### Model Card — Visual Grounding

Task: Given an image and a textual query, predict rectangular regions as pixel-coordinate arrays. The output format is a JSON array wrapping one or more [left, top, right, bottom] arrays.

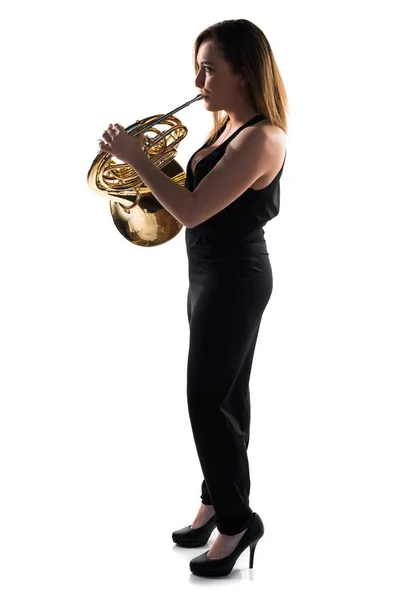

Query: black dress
[[184, 114, 286, 536]]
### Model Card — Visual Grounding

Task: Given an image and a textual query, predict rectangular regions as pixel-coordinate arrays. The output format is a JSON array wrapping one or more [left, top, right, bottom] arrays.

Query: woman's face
[[195, 41, 246, 112]]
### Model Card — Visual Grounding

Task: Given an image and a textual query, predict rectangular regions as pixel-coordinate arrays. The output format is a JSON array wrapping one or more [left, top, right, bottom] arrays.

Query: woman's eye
[[196, 65, 212, 75]]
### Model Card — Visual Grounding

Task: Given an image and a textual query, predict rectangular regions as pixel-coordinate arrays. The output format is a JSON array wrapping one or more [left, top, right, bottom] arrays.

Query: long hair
[[193, 19, 289, 146]]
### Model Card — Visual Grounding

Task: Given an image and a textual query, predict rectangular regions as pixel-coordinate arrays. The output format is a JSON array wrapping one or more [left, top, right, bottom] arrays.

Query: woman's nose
[[195, 69, 205, 86]]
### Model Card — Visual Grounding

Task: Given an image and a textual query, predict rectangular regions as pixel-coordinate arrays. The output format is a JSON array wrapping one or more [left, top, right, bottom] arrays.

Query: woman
[[99, 18, 288, 578], [172, 19, 288, 577]]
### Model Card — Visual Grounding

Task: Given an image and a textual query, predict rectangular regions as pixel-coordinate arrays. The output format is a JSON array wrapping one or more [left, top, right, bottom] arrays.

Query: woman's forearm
[[126, 149, 194, 227]]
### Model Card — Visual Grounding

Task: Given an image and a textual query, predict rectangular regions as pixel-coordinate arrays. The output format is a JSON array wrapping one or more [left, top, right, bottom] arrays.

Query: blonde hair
[[193, 19, 289, 146]]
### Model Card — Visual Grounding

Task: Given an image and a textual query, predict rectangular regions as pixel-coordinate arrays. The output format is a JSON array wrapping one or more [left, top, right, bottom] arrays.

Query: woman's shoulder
[[258, 121, 286, 140]]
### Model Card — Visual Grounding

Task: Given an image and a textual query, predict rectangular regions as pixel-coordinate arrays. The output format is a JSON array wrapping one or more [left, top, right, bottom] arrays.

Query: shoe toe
[[189, 551, 209, 566], [172, 525, 190, 537]]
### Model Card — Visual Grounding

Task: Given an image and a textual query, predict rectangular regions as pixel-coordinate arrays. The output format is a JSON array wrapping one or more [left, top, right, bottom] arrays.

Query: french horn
[[87, 93, 204, 247]]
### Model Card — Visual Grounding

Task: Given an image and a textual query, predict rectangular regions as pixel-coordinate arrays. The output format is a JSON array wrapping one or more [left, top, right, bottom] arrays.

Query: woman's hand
[[98, 123, 145, 164]]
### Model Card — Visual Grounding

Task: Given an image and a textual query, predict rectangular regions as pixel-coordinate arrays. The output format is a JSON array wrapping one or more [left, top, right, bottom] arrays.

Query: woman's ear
[[239, 67, 248, 86]]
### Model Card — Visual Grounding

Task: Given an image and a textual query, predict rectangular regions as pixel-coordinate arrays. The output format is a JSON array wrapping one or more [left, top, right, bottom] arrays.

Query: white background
[[1, 1, 399, 598]]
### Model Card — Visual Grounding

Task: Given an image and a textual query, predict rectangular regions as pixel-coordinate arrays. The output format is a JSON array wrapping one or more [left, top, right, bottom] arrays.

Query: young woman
[[172, 18, 288, 577], [99, 16, 288, 579]]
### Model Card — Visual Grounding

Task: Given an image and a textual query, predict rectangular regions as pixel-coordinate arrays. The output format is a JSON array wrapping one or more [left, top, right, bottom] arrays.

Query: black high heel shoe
[[189, 512, 264, 577], [172, 514, 217, 547]]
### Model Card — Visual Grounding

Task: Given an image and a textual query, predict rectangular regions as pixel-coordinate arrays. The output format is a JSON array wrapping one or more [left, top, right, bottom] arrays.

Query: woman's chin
[[204, 97, 219, 111]]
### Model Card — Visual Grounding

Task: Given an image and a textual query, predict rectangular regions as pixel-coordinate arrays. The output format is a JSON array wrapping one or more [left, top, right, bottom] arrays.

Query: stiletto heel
[[249, 540, 258, 568], [189, 511, 265, 577]]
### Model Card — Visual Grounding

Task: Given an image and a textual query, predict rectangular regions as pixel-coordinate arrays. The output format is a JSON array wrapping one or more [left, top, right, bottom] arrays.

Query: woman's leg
[[200, 379, 253, 506], [187, 271, 271, 535]]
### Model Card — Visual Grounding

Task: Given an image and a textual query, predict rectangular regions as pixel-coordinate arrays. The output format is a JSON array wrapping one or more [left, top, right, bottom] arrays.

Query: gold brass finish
[[87, 94, 203, 247]]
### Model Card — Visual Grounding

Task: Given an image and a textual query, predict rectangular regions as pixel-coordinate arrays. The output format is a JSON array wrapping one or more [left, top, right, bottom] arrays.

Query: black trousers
[[185, 230, 273, 535]]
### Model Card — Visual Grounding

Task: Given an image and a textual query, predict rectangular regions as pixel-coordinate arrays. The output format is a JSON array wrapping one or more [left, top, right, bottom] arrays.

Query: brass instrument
[[87, 93, 203, 247]]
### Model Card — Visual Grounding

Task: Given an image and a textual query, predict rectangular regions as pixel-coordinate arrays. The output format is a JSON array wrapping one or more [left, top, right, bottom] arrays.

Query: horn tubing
[[126, 93, 204, 135]]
